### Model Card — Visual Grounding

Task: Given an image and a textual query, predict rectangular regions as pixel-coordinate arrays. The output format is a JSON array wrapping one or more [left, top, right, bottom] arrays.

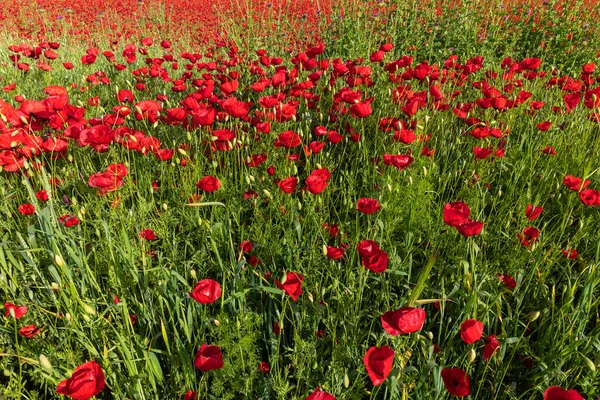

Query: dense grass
[[1, 0, 600, 399]]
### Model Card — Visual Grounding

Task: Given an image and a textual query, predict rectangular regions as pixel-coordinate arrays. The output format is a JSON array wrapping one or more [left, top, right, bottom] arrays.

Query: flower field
[[1, 0, 600, 398]]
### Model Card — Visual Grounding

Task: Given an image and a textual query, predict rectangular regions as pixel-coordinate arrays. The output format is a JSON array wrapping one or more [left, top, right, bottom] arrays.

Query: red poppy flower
[[455, 220, 484, 237], [258, 361, 270, 374], [240, 241, 253, 253], [18, 203, 35, 215], [517, 226, 540, 247], [579, 188, 600, 206], [441, 368, 470, 397], [443, 202, 470, 227], [380, 307, 426, 335], [56, 361, 105, 400], [19, 324, 41, 338], [274, 131, 302, 148], [460, 319, 484, 344], [544, 387, 584, 400], [326, 246, 345, 260], [58, 214, 80, 227], [305, 168, 331, 195], [36, 190, 49, 202], [562, 249, 578, 259], [497, 274, 517, 289], [563, 175, 590, 192], [139, 229, 157, 241], [357, 198, 381, 214], [483, 335, 500, 361], [275, 272, 304, 301], [193, 344, 224, 371], [525, 204, 543, 220], [537, 121, 551, 131], [278, 177, 298, 194], [306, 387, 336, 400], [350, 101, 372, 118], [184, 390, 197, 400], [189, 279, 221, 304], [196, 176, 220, 192], [363, 345, 394, 386]]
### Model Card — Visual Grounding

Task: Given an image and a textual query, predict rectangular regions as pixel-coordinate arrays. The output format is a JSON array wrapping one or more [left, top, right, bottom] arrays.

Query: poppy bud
[[426, 331, 434, 340], [83, 303, 96, 315], [190, 269, 197, 279], [322, 244, 328, 256], [51, 282, 59, 291], [263, 189, 272, 198], [39, 354, 52, 371], [54, 254, 64, 267], [214, 319, 220, 326], [65, 312, 72, 322], [468, 348, 476, 363], [0, 113, 6, 123], [344, 371, 350, 388], [582, 356, 596, 372], [162, 203, 168, 211], [528, 311, 540, 322]]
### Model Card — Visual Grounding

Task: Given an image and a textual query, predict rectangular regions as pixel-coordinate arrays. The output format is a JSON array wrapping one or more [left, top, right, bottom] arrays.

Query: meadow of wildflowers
[[1, 0, 600, 398]]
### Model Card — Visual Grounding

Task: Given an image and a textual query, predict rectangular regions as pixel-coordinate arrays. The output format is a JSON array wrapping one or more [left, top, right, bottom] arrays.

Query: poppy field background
[[1, 0, 600, 398]]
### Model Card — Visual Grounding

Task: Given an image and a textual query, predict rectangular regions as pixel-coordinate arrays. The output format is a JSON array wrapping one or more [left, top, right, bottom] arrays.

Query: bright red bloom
[[326, 246, 345, 260], [183, 390, 197, 400], [518, 226, 540, 247], [380, 307, 426, 335], [278, 177, 298, 194], [58, 214, 80, 227], [460, 319, 484, 344], [275, 272, 304, 301], [18, 203, 35, 215], [357, 198, 381, 214], [189, 279, 221, 304], [356, 240, 389, 274], [455, 220, 484, 237], [483, 335, 500, 361], [56, 361, 105, 400], [258, 361, 270, 374], [525, 204, 543, 221], [193, 344, 224, 371], [274, 131, 302, 148], [197, 176, 221, 192], [441, 368, 470, 397], [4, 302, 28, 319], [544, 387, 584, 400], [537, 121, 551, 131], [563, 175, 590, 192], [443, 202, 470, 227], [305, 168, 331, 194], [139, 229, 157, 241], [240, 241, 253, 253], [36, 190, 49, 202], [363, 345, 394, 386], [19, 324, 41, 338], [562, 249, 578, 259], [579, 188, 600, 206], [306, 387, 336, 400], [350, 101, 372, 118], [497, 274, 517, 289]]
